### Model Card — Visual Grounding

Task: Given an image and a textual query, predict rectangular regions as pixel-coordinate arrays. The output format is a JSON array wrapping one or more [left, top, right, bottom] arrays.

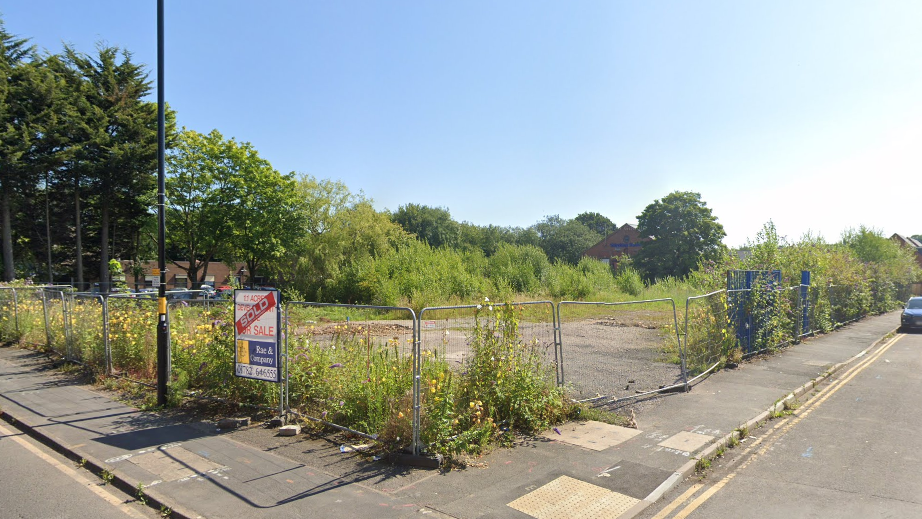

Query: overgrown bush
[[614, 266, 644, 297], [422, 302, 570, 455]]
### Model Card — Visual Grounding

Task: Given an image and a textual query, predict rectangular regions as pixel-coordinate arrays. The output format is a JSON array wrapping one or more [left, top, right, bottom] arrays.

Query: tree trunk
[[45, 171, 53, 283], [74, 176, 84, 289], [100, 201, 109, 292], [187, 262, 199, 289], [199, 259, 211, 287], [1, 184, 14, 282]]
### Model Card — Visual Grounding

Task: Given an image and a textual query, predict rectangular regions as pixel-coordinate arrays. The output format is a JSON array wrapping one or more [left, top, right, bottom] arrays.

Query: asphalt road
[[0, 420, 159, 519], [639, 331, 922, 519]]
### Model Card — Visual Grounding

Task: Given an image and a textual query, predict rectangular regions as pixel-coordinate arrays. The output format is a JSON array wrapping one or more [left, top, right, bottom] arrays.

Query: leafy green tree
[[42, 52, 95, 286], [635, 191, 726, 281], [0, 21, 38, 281], [841, 226, 903, 264], [531, 215, 602, 264], [29, 54, 78, 283], [223, 155, 304, 285], [391, 204, 459, 249], [574, 212, 617, 236], [63, 44, 165, 287], [166, 129, 253, 284], [279, 176, 410, 300]]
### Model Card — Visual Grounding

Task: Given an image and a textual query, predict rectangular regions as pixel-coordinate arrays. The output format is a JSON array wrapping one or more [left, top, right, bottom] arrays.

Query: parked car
[[134, 288, 157, 300], [900, 297, 922, 332], [165, 288, 193, 300]]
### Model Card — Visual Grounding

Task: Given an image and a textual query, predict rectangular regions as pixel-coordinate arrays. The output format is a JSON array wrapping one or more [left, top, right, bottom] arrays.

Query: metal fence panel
[[557, 299, 682, 403], [167, 298, 239, 402], [70, 295, 107, 370], [418, 301, 557, 376], [0, 287, 18, 340], [42, 289, 69, 357], [12, 288, 47, 348], [684, 290, 729, 383], [106, 295, 159, 380], [285, 302, 418, 448]]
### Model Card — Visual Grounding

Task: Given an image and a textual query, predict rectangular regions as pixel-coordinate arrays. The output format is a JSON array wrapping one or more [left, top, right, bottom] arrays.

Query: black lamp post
[[156, 0, 170, 406]]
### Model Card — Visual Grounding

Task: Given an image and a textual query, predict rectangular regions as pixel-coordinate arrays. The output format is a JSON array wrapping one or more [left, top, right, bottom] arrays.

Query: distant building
[[583, 223, 652, 267], [890, 234, 922, 269], [118, 260, 248, 289]]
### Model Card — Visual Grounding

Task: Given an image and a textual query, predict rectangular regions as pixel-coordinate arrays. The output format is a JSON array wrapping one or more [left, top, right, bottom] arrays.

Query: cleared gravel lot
[[286, 302, 684, 406]]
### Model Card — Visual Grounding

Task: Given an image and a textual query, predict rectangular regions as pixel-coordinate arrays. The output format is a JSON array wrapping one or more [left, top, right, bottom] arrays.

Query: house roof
[[891, 234, 922, 248]]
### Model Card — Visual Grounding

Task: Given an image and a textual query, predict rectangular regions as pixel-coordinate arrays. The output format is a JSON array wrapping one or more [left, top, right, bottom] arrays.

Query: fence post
[[63, 292, 73, 361], [10, 287, 19, 335], [102, 296, 112, 375], [412, 310, 422, 457], [800, 271, 810, 337], [41, 289, 52, 350], [280, 304, 286, 424], [673, 298, 687, 391], [282, 303, 289, 423], [683, 297, 691, 389], [552, 302, 561, 386], [555, 302, 566, 387]]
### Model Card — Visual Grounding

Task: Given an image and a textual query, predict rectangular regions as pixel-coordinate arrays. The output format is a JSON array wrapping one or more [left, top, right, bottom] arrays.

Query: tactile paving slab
[[542, 420, 642, 451], [508, 475, 640, 519]]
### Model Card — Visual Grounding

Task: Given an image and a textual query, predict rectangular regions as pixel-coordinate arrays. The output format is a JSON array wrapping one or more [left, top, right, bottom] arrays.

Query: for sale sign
[[234, 289, 281, 382]]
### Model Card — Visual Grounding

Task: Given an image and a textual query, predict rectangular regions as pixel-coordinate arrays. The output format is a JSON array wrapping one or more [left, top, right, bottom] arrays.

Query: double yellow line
[[650, 333, 904, 519]]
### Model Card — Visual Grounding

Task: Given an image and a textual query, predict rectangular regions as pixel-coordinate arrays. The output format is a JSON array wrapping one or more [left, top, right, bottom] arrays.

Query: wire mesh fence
[[684, 290, 730, 383], [6, 288, 53, 349], [168, 297, 238, 399], [0, 279, 912, 451], [284, 302, 418, 444], [0, 287, 18, 340], [418, 301, 557, 375], [557, 299, 682, 403], [106, 295, 159, 380], [42, 289, 69, 358], [70, 294, 107, 369]]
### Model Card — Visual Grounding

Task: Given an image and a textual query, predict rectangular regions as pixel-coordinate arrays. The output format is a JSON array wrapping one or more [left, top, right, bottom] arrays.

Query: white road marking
[[0, 421, 151, 518]]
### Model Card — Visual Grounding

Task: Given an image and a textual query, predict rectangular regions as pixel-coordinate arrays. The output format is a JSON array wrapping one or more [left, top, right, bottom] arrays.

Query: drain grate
[[508, 475, 639, 519]]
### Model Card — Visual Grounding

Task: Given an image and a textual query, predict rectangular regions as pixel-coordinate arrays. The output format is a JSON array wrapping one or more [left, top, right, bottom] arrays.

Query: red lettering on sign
[[235, 292, 276, 334]]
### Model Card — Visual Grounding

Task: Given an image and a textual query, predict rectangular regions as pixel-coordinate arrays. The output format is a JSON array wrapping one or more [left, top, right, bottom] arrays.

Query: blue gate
[[727, 270, 781, 354], [728, 270, 811, 353]]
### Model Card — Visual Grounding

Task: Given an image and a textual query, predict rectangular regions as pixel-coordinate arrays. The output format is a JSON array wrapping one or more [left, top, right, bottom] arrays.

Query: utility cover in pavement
[[128, 446, 226, 482], [658, 431, 714, 453], [508, 475, 639, 519], [543, 421, 641, 451]]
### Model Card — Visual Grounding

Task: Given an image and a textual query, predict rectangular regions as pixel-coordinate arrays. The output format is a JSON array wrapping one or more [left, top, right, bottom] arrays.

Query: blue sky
[[5, 1, 921, 247]]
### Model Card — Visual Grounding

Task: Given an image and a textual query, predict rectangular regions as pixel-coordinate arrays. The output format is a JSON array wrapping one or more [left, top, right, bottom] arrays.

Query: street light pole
[[156, 0, 171, 406]]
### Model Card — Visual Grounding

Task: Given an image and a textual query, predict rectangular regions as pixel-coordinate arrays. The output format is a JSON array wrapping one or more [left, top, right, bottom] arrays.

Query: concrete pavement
[[0, 312, 901, 518]]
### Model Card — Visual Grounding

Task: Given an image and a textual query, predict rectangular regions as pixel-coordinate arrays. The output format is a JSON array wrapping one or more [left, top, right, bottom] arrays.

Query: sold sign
[[235, 291, 277, 334]]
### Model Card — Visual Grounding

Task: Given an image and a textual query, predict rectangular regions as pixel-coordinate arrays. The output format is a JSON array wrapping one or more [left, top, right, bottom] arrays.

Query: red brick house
[[890, 234, 922, 269], [583, 224, 652, 267], [118, 260, 247, 290]]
